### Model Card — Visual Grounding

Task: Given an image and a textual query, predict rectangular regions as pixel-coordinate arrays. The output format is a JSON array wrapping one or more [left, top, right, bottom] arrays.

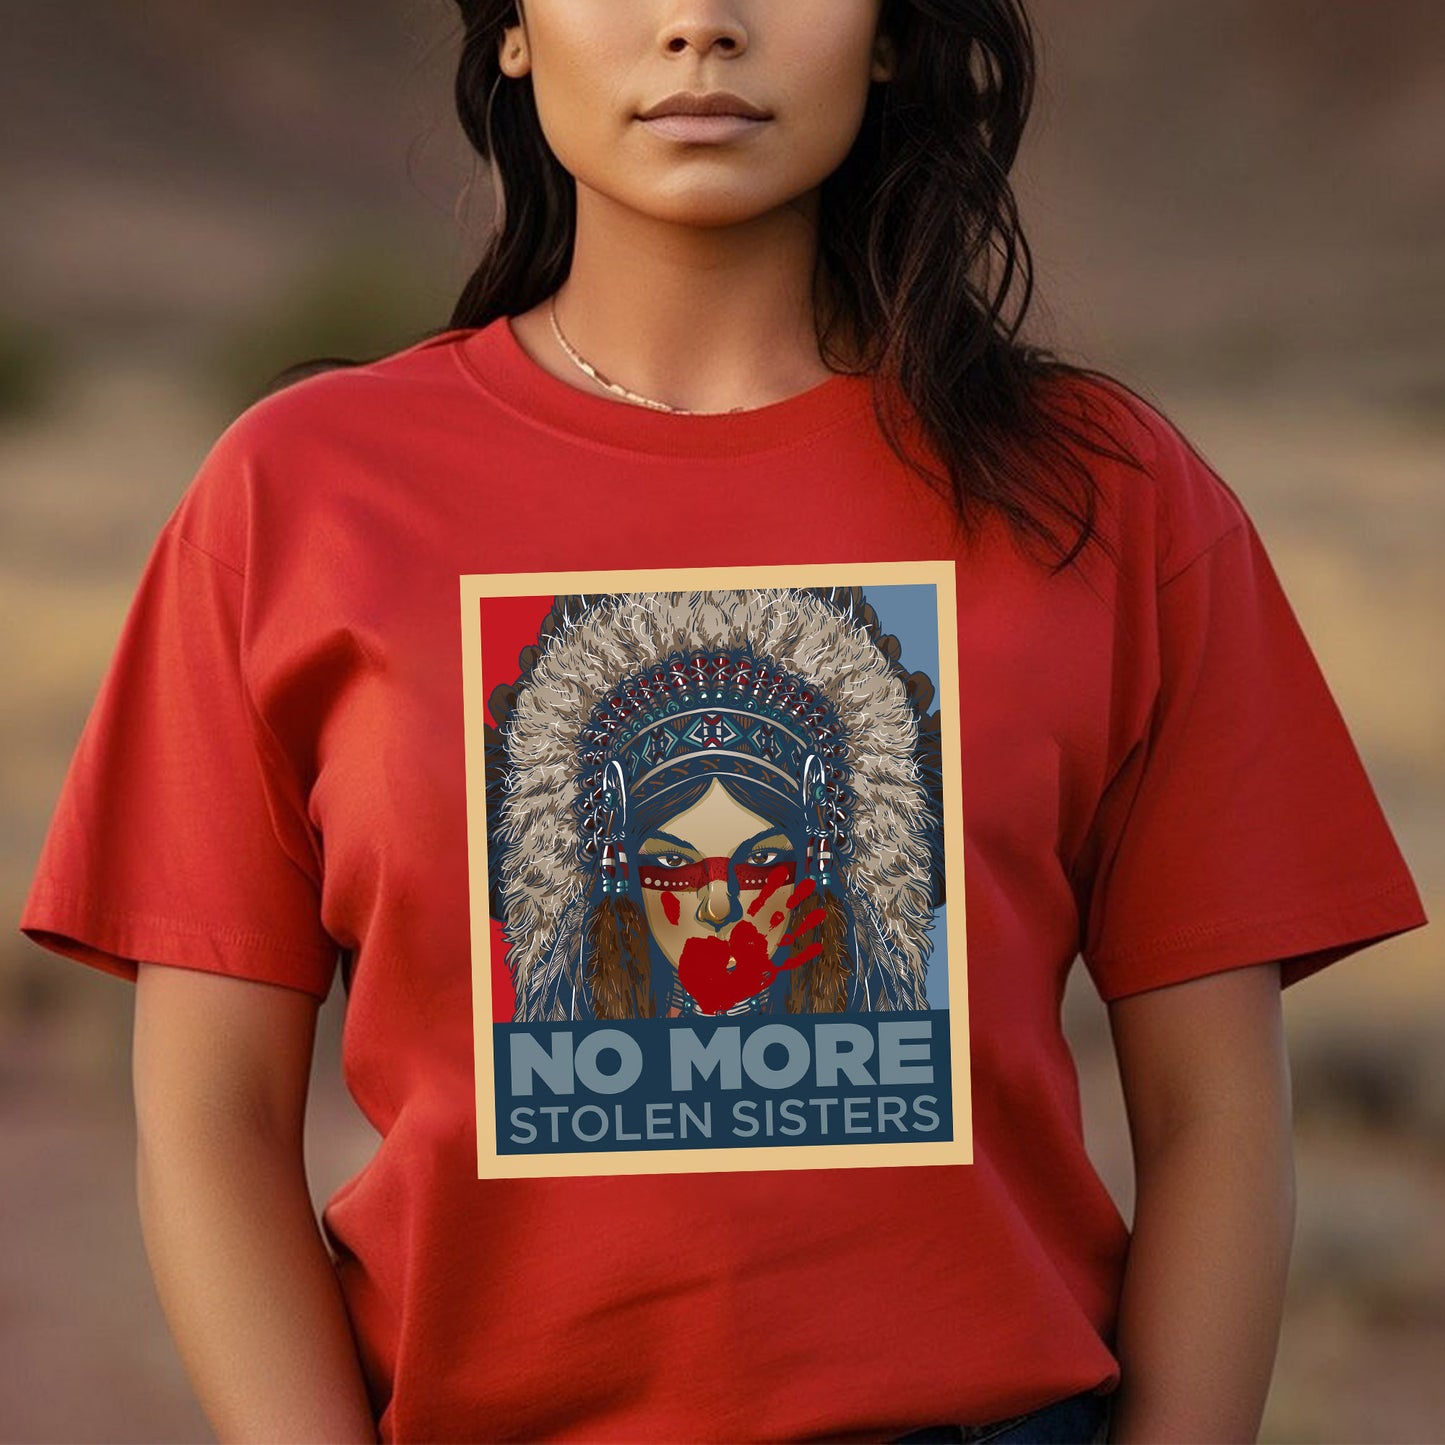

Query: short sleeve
[[19, 504, 339, 1000], [1079, 509, 1427, 1002]]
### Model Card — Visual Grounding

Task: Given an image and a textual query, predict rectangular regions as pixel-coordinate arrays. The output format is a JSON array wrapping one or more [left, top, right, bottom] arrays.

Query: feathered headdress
[[484, 588, 943, 1020]]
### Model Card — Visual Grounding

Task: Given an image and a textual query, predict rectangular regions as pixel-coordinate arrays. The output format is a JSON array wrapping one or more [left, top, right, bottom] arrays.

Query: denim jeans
[[892, 1388, 1113, 1444]]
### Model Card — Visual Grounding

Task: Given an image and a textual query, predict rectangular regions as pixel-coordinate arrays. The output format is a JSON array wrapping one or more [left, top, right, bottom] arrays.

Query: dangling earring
[[800, 753, 835, 889], [598, 761, 630, 897]]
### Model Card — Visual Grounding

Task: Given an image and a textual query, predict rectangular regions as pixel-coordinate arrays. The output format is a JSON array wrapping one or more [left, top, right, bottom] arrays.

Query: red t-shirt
[[20, 316, 1426, 1442]]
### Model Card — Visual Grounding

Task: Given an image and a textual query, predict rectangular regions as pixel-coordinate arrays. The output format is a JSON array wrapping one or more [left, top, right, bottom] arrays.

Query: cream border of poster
[[460, 562, 971, 1179]]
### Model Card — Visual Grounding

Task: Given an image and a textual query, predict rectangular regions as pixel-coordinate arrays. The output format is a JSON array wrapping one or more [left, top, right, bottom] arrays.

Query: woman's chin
[[675, 924, 780, 1014]]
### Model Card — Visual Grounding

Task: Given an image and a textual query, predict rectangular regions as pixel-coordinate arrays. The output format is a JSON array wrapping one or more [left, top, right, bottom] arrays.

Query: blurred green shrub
[[207, 234, 447, 408], [0, 313, 63, 423]]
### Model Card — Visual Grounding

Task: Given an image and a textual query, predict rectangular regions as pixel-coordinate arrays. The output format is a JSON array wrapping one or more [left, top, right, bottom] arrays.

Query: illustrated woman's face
[[498, 0, 895, 229], [638, 777, 817, 1012]]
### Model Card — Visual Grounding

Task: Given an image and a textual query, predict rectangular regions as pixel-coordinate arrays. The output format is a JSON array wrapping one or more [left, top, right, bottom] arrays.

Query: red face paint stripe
[[735, 861, 795, 890], [640, 857, 795, 892]]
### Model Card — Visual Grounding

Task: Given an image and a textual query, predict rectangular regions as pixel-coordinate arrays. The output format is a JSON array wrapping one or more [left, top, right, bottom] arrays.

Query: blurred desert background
[[1, 1, 1441, 1441]]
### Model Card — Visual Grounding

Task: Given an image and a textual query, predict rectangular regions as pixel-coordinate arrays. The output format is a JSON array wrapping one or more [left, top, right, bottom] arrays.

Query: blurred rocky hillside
[[2, 0, 1441, 398]]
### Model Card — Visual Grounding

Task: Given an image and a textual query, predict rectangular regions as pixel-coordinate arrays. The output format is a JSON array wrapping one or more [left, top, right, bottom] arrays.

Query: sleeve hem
[[1086, 876, 1428, 1003], [19, 883, 337, 1002]]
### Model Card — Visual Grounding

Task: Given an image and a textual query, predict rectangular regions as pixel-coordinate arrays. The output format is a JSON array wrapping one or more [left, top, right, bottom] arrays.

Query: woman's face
[[637, 777, 815, 1012], [498, 1, 895, 229]]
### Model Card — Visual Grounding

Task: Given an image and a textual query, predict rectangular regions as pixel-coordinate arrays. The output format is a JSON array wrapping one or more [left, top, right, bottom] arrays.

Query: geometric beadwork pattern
[[573, 647, 851, 868]]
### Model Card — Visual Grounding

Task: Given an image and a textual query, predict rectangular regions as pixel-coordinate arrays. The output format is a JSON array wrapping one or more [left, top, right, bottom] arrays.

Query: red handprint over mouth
[[677, 867, 825, 1012]]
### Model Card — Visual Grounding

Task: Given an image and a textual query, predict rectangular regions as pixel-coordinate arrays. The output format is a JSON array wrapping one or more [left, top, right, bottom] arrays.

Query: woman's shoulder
[[221, 327, 477, 455], [1035, 366, 1254, 583], [168, 329, 478, 565]]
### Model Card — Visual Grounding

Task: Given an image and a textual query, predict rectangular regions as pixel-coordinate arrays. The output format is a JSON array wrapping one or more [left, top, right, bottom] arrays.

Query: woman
[[19, 2, 1425, 1442]]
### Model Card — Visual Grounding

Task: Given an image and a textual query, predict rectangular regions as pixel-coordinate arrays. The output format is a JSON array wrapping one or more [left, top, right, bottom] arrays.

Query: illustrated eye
[[647, 851, 692, 869], [746, 846, 785, 867]]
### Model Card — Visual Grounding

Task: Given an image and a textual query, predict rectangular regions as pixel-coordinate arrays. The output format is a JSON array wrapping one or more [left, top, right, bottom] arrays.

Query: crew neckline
[[451, 314, 875, 458]]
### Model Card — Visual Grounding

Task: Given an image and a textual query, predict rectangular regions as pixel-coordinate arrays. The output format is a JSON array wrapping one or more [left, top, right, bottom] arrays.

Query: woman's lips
[[638, 114, 770, 143]]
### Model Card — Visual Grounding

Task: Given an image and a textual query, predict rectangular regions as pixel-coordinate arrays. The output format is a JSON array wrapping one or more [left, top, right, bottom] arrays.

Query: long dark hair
[[272, 0, 1144, 568]]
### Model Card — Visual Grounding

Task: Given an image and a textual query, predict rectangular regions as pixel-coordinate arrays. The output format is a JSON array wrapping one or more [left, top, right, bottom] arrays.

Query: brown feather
[[585, 896, 654, 1019], [786, 891, 850, 1013]]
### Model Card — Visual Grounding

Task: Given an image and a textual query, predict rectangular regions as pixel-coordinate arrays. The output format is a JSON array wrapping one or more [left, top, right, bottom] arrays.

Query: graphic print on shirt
[[460, 564, 970, 1178]]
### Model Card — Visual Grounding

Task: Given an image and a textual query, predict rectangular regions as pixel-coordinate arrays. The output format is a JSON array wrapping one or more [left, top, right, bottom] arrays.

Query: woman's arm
[[1104, 961, 1296, 1444], [133, 963, 378, 1444]]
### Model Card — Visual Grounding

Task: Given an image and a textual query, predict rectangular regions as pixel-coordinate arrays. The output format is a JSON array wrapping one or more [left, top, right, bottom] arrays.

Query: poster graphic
[[460, 564, 970, 1178]]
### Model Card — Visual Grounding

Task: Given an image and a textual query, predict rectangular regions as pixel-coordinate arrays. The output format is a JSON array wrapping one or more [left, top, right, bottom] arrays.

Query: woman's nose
[[698, 878, 733, 925], [659, 12, 747, 59]]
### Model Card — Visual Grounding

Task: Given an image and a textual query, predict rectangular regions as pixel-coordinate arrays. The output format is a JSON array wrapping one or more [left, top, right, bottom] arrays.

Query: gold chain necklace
[[547, 294, 746, 415]]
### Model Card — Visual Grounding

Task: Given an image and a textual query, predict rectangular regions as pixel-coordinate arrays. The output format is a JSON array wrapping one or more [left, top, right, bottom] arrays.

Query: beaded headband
[[572, 648, 851, 895]]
